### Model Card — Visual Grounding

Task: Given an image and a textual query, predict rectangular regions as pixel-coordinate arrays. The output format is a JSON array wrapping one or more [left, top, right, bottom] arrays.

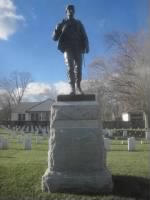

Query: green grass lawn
[[0, 129, 149, 200]]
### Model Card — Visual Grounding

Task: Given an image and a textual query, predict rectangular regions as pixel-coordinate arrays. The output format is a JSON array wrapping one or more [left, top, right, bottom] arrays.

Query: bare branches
[[0, 71, 33, 105], [0, 71, 33, 120], [88, 31, 150, 127]]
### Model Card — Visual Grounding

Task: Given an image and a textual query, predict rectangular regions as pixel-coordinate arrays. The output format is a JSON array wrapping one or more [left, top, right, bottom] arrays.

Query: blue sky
[[0, 0, 149, 86]]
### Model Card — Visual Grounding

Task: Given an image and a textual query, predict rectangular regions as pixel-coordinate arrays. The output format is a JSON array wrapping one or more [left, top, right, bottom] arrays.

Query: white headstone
[[47, 127, 50, 136], [108, 130, 113, 137], [21, 126, 25, 131], [24, 135, 32, 150], [0, 136, 4, 149], [35, 126, 38, 132], [42, 128, 47, 139], [104, 138, 111, 151], [145, 131, 150, 140], [39, 126, 42, 133], [17, 135, 23, 143], [2, 138, 8, 149], [7, 129, 11, 136], [103, 129, 112, 137], [121, 140, 124, 144], [0, 136, 8, 149], [37, 127, 41, 134], [36, 136, 42, 144], [25, 133, 32, 140], [128, 137, 136, 151], [11, 131, 16, 139], [35, 130, 38, 136], [16, 126, 20, 131], [25, 126, 30, 133], [30, 125, 34, 133], [102, 129, 107, 137], [123, 130, 127, 137]]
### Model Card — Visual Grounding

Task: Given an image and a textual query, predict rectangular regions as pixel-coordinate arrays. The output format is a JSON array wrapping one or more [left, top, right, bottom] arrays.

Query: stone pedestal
[[42, 96, 113, 194]]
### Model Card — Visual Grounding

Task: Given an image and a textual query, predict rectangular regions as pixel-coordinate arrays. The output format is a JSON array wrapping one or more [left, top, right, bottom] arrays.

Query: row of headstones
[[103, 137, 147, 151], [3, 126, 50, 140], [1, 134, 138, 151], [5, 125, 50, 135], [8, 130, 48, 140], [103, 129, 150, 140], [0, 132, 47, 150]]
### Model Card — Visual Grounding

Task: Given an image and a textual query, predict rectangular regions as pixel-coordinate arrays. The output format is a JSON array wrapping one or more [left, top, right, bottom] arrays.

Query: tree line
[[85, 31, 150, 129]]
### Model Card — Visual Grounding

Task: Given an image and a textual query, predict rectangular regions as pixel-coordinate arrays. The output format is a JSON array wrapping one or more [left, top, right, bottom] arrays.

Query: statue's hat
[[65, 5, 75, 12]]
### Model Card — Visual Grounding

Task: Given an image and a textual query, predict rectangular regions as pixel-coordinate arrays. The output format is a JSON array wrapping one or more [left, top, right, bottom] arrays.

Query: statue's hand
[[85, 48, 89, 54], [56, 23, 62, 31], [56, 19, 66, 31], [60, 19, 66, 32], [53, 23, 63, 41]]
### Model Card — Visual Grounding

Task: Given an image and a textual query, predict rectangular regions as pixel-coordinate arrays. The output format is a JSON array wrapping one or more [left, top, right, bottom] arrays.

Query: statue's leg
[[75, 53, 84, 94], [64, 52, 75, 95]]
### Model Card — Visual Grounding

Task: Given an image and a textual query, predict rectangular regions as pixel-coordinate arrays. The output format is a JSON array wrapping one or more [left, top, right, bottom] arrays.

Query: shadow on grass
[[10, 148, 26, 151], [0, 156, 15, 159], [112, 175, 150, 199], [110, 149, 145, 152], [33, 143, 48, 147]]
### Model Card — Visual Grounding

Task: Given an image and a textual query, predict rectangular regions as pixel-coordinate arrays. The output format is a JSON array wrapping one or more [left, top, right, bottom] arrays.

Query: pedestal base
[[42, 168, 113, 194]]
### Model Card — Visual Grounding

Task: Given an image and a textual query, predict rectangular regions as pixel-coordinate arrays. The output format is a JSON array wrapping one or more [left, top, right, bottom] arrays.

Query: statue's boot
[[77, 82, 84, 95], [70, 84, 75, 95]]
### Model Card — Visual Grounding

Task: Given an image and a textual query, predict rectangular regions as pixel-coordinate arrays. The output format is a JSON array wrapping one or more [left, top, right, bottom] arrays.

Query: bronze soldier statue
[[52, 4, 89, 95]]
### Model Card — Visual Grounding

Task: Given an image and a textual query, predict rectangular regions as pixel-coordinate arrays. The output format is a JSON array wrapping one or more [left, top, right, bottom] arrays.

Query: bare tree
[[0, 92, 12, 120], [83, 57, 118, 121], [0, 71, 33, 104], [0, 71, 33, 120], [106, 32, 150, 128], [89, 31, 150, 128]]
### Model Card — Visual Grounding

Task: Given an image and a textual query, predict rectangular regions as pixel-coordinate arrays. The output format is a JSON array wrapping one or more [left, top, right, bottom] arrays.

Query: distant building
[[121, 112, 144, 128], [129, 112, 144, 121], [10, 99, 145, 129], [122, 112, 144, 122], [11, 98, 54, 126]]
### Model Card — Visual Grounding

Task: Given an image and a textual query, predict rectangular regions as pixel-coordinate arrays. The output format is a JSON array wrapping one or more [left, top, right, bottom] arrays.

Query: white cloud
[[0, 81, 70, 102], [23, 81, 70, 102], [25, 82, 51, 96], [0, 0, 24, 40], [54, 81, 70, 95]]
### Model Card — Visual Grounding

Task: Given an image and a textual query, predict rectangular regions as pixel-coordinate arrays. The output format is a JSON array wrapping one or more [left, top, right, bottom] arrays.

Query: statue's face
[[66, 8, 75, 19]]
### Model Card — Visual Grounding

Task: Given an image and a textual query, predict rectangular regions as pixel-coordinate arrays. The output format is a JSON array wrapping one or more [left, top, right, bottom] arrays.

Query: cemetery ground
[[0, 128, 149, 200]]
